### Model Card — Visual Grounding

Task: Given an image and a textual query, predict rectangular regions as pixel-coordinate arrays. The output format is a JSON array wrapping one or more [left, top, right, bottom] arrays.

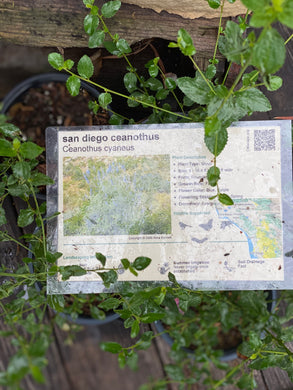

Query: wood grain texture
[[0, 0, 222, 55]]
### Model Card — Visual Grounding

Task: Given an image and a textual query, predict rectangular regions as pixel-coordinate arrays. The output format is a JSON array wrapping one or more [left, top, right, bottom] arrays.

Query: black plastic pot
[[1, 72, 101, 201], [154, 290, 277, 362], [1, 72, 100, 115]]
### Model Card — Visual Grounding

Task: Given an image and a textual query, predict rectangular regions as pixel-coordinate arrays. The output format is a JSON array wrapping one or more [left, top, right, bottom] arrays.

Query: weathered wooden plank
[[0, 0, 223, 56]]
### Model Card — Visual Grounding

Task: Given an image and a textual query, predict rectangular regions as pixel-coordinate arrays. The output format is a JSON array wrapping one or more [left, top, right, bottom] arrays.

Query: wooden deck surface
[[0, 11, 293, 390]]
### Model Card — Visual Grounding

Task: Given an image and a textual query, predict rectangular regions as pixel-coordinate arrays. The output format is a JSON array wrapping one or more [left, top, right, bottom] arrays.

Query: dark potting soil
[[7, 82, 109, 146], [7, 81, 109, 180]]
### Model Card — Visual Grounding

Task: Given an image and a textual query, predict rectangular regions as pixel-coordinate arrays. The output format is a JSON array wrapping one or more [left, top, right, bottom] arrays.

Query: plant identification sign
[[46, 120, 293, 293]]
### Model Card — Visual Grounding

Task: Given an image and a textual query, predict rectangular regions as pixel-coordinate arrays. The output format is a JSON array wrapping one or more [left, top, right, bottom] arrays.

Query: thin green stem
[[189, 56, 216, 95], [285, 33, 293, 45], [213, 0, 225, 63], [66, 69, 191, 121]]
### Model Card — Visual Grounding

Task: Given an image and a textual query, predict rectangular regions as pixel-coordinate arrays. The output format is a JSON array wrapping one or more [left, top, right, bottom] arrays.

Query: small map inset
[[215, 198, 282, 259]]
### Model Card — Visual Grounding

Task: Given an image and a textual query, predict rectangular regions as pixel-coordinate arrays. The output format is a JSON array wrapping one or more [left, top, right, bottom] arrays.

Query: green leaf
[[207, 166, 220, 187], [63, 59, 74, 71], [218, 193, 234, 205], [165, 77, 177, 90], [0, 139, 17, 157], [205, 64, 217, 79], [0, 207, 7, 226], [17, 208, 35, 227], [31, 365, 45, 384], [145, 58, 160, 77], [66, 75, 81, 96], [103, 40, 121, 56], [207, 0, 221, 9], [236, 88, 271, 113], [77, 55, 94, 79], [88, 30, 105, 48], [109, 114, 124, 125], [121, 258, 130, 270], [99, 297, 121, 310], [90, 306, 106, 320], [96, 252, 106, 266], [240, 0, 269, 11], [84, 14, 99, 35], [168, 272, 177, 284], [0, 123, 21, 137], [98, 269, 118, 287], [31, 172, 54, 187], [204, 116, 222, 136], [47, 295, 65, 311], [83, 0, 95, 7], [140, 313, 165, 323], [132, 256, 151, 271], [13, 161, 31, 179], [264, 75, 283, 91], [7, 355, 29, 382], [124, 72, 137, 93], [177, 28, 196, 56], [48, 52, 64, 70], [19, 142, 44, 160], [145, 77, 163, 91], [101, 1, 121, 18], [218, 21, 250, 63], [156, 89, 169, 100], [116, 39, 131, 54], [59, 265, 87, 281], [131, 320, 140, 338], [204, 127, 228, 157], [100, 341, 122, 353], [278, 0, 293, 29], [177, 76, 212, 105], [98, 92, 112, 109], [242, 70, 259, 87], [252, 28, 286, 74]]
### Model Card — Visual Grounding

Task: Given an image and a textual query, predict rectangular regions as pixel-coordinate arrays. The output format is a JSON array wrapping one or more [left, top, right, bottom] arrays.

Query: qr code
[[254, 129, 276, 151]]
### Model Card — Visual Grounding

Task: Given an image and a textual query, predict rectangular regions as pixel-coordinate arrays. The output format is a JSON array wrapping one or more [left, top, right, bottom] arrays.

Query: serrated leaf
[[66, 76, 81, 97], [88, 30, 105, 48], [204, 127, 228, 157], [252, 28, 286, 74], [98, 269, 118, 287], [124, 72, 137, 93], [132, 256, 151, 271], [13, 161, 31, 179], [0, 123, 21, 137], [77, 55, 94, 79], [165, 77, 177, 90], [19, 142, 44, 160], [84, 14, 99, 35], [236, 88, 271, 112], [63, 59, 74, 70], [218, 21, 250, 63], [99, 297, 121, 310], [0, 139, 17, 157], [116, 39, 131, 54], [278, 1, 293, 29], [177, 76, 212, 105], [83, 0, 95, 7], [265, 75, 283, 91], [177, 28, 196, 56], [101, 1, 121, 18], [30, 172, 54, 187], [17, 208, 35, 227], [48, 52, 64, 70], [98, 92, 112, 109]]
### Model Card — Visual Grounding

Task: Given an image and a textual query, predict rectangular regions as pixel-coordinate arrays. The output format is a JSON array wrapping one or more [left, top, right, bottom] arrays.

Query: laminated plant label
[[46, 121, 293, 293]]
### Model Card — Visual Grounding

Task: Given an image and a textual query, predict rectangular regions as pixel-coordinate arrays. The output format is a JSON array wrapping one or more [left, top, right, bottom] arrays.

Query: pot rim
[[1, 72, 100, 114]]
